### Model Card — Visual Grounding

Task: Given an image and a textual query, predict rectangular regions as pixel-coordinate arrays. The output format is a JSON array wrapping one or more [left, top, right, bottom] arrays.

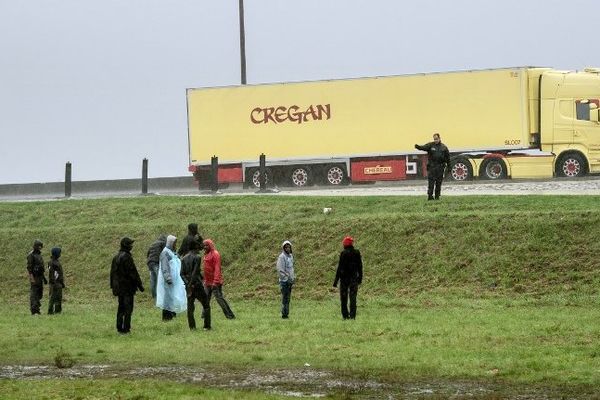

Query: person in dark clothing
[[110, 237, 144, 334], [146, 234, 167, 299], [27, 239, 46, 315], [333, 236, 363, 320], [415, 133, 451, 200], [178, 223, 203, 257], [181, 239, 211, 330], [47, 247, 65, 314]]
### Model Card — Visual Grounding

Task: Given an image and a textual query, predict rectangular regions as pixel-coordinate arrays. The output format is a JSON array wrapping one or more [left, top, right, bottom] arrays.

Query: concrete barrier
[[0, 176, 197, 198]]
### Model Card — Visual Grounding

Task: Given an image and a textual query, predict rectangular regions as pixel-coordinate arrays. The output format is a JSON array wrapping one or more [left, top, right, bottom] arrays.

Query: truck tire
[[448, 157, 473, 181], [480, 158, 507, 180], [247, 167, 272, 189], [290, 166, 312, 187], [325, 164, 347, 185], [556, 152, 586, 178]]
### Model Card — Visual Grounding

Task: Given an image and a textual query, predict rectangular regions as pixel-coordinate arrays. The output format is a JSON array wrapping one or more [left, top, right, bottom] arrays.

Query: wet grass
[[1, 195, 600, 397]]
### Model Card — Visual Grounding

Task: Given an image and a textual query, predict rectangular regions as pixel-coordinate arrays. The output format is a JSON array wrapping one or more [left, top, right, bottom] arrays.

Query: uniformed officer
[[415, 133, 451, 200], [27, 239, 46, 315]]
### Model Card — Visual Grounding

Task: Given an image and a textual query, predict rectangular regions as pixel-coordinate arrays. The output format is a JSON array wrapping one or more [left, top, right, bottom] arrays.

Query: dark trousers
[[427, 169, 444, 199], [188, 285, 211, 329], [280, 281, 293, 318], [30, 283, 43, 314], [48, 285, 63, 314], [116, 294, 134, 333], [205, 285, 235, 319], [339, 281, 359, 319]]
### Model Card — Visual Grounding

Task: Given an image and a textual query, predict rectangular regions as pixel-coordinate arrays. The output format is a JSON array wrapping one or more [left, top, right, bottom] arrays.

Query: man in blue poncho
[[156, 235, 187, 321]]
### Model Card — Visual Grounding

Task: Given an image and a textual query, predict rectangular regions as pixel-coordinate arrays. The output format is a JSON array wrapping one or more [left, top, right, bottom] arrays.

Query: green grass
[[1, 195, 600, 396]]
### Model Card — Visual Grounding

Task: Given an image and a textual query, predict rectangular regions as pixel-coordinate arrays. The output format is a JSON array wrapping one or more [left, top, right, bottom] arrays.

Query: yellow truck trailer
[[186, 67, 600, 188]]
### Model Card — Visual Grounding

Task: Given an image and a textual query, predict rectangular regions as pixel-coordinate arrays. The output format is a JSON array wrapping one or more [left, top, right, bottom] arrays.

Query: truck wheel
[[556, 153, 586, 178], [325, 165, 347, 185], [290, 167, 312, 187], [480, 158, 507, 180], [248, 168, 271, 188], [449, 157, 473, 181]]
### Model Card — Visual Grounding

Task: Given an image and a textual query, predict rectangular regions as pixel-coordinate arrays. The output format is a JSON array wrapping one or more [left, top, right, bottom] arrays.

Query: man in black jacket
[[48, 247, 65, 315], [146, 234, 166, 299], [110, 237, 144, 334], [333, 236, 363, 320], [27, 239, 46, 315], [178, 223, 203, 257], [181, 239, 211, 330], [415, 133, 451, 200]]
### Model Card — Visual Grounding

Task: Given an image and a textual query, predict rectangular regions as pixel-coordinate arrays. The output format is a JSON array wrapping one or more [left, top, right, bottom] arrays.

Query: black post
[[142, 158, 148, 195], [64, 162, 72, 198], [211, 155, 219, 192], [259, 153, 266, 191], [239, 0, 247, 85]]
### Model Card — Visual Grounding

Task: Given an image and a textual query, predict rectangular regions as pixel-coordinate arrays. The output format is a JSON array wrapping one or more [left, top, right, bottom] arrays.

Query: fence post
[[142, 158, 148, 195], [211, 156, 219, 192], [64, 162, 72, 198], [259, 153, 266, 192]]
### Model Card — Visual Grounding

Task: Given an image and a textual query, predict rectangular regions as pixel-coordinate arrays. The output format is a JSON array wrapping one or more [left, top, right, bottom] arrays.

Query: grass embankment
[[0, 195, 599, 396]]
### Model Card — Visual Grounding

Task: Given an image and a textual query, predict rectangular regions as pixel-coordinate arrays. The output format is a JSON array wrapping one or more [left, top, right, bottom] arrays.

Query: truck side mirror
[[590, 104, 600, 123]]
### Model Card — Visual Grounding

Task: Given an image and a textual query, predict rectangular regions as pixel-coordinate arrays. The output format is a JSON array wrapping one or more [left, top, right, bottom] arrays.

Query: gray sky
[[0, 0, 596, 184]]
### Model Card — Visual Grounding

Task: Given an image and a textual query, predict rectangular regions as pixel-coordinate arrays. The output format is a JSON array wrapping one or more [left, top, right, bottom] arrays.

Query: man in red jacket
[[202, 239, 235, 319]]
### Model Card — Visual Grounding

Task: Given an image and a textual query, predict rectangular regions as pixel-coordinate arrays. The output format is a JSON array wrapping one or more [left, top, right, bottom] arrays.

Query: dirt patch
[[0, 365, 595, 399]]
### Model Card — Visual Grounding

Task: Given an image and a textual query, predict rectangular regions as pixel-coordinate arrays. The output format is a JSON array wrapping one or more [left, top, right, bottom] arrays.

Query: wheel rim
[[326, 167, 344, 185], [485, 161, 503, 179], [451, 163, 469, 181], [291, 168, 309, 187], [252, 170, 268, 188], [562, 158, 581, 177]]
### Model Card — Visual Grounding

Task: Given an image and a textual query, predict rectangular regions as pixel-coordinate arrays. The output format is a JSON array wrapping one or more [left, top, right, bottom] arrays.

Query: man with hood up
[[178, 223, 203, 257], [333, 236, 363, 320], [157, 235, 187, 321], [181, 239, 211, 330], [47, 247, 65, 314], [203, 239, 235, 319], [110, 237, 144, 334], [27, 239, 46, 315], [146, 234, 167, 299], [276, 240, 295, 319]]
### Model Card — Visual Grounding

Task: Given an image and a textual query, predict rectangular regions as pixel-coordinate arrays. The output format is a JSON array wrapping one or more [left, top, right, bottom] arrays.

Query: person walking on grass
[[181, 239, 211, 330], [276, 240, 295, 319], [333, 236, 363, 320], [157, 235, 188, 321], [415, 132, 451, 200], [203, 239, 235, 320], [47, 247, 65, 314], [146, 234, 166, 299], [27, 239, 46, 315], [110, 237, 144, 334]]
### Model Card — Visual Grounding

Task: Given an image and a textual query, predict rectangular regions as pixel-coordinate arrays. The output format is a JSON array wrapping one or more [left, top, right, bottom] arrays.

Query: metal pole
[[64, 162, 72, 198], [259, 153, 266, 191], [142, 158, 148, 194], [239, 0, 247, 85], [211, 155, 219, 192]]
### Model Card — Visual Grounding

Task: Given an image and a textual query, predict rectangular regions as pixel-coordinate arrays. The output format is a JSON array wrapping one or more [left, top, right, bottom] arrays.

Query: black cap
[[33, 239, 43, 248], [120, 237, 135, 247]]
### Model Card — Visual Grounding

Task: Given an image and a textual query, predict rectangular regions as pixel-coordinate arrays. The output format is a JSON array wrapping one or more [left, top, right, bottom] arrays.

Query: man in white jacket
[[276, 240, 295, 319]]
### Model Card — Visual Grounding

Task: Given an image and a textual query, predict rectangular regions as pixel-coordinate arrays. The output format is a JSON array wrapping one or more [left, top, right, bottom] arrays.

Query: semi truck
[[186, 67, 600, 188]]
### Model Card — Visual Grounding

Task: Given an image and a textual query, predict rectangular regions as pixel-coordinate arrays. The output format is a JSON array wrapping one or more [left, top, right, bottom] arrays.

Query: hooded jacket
[[147, 234, 167, 268], [202, 239, 223, 286], [27, 241, 46, 285], [48, 248, 65, 288], [276, 240, 295, 283]]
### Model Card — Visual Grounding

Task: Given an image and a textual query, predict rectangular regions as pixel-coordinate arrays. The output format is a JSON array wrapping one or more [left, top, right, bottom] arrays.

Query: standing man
[[178, 223, 203, 257], [110, 237, 144, 334], [415, 133, 451, 200], [203, 239, 235, 319], [157, 235, 187, 321], [47, 247, 65, 315], [333, 236, 363, 320], [27, 239, 46, 315], [146, 234, 166, 299], [276, 240, 295, 319], [181, 239, 211, 330]]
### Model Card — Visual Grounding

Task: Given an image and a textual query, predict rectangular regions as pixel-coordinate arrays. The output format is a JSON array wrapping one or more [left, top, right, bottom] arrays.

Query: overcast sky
[[0, 0, 597, 184]]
